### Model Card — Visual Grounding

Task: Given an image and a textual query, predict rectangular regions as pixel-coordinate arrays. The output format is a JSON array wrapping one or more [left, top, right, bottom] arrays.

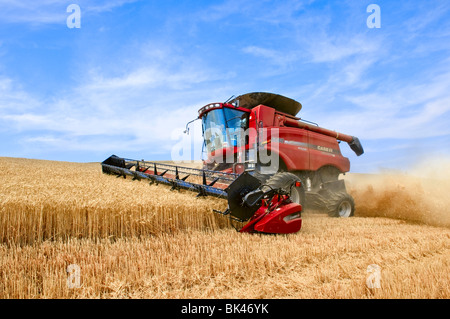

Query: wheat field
[[0, 157, 449, 299]]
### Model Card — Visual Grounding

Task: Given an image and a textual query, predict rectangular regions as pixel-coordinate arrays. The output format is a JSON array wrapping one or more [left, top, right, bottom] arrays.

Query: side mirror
[[184, 118, 199, 135]]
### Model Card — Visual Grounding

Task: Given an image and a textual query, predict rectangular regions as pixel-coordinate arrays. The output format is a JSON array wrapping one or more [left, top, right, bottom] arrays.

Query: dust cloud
[[344, 157, 450, 228]]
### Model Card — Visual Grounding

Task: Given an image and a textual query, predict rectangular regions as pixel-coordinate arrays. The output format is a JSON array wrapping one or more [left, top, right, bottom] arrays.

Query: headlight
[[283, 212, 301, 222]]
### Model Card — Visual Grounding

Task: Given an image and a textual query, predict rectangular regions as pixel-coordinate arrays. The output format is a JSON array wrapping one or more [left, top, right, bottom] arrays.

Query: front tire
[[264, 172, 306, 206]]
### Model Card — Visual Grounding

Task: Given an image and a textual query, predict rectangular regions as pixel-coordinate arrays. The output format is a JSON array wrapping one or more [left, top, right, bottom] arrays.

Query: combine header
[[102, 92, 364, 234], [102, 155, 302, 233]]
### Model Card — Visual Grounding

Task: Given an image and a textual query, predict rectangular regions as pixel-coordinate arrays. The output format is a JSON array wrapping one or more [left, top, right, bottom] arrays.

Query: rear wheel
[[264, 172, 305, 206], [327, 192, 355, 217]]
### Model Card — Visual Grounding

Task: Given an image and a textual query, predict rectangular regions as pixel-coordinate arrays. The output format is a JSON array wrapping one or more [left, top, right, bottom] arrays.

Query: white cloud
[[0, 44, 230, 159], [305, 33, 383, 63], [242, 46, 299, 68], [198, 0, 313, 25], [314, 72, 450, 141], [403, 1, 450, 35], [0, 76, 41, 115], [0, 0, 139, 25], [85, 0, 139, 13]]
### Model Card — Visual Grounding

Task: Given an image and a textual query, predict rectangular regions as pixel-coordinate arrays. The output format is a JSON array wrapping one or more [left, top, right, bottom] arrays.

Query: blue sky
[[0, 0, 449, 173]]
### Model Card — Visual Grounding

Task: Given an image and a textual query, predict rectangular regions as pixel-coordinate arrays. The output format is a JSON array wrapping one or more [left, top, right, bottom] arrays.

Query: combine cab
[[101, 92, 364, 234]]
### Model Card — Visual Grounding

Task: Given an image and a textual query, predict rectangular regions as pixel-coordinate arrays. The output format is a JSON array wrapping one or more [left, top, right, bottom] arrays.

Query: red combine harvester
[[102, 92, 363, 234]]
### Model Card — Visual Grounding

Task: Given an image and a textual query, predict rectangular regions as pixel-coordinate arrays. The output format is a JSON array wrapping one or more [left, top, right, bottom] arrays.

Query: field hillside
[[0, 157, 449, 299]]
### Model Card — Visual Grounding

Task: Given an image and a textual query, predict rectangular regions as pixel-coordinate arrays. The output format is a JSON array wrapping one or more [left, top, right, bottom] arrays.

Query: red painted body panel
[[252, 105, 351, 173], [253, 203, 302, 234], [239, 195, 302, 234], [201, 103, 352, 174], [307, 130, 350, 172]]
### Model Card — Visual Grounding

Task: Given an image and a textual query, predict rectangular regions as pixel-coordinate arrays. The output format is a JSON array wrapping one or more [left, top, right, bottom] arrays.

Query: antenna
[[224, 95, 236, 103]]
